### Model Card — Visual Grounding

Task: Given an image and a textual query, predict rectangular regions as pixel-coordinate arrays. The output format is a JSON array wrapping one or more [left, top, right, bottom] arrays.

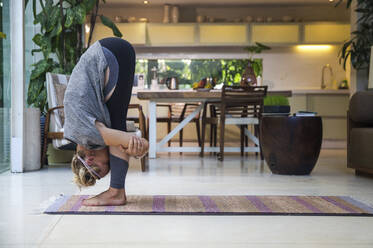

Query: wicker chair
[[42, 72, 147, 171]]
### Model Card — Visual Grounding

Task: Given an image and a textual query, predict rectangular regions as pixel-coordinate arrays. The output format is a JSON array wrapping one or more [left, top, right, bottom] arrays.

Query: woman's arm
[[95, 121, 148, 157], [95, 121, 132, 147], [109, 145, 129, 160]]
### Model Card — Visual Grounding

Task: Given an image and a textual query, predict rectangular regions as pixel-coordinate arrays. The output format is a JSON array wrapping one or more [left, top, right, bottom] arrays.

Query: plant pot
[[24, 108, 41, 171], [263, 105, 290, 116]]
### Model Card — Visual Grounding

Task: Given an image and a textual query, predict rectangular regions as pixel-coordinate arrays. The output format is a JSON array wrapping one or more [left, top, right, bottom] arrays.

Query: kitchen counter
[[133, 88, 350, 96], [137, 89, 292, 100], [290, 89, 350, 95]]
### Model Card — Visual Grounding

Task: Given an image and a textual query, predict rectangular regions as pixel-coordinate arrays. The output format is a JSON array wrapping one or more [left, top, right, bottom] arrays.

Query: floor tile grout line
[[37, 215, 64, 247]]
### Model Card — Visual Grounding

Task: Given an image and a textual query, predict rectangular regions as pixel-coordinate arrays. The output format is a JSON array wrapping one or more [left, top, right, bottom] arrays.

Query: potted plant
[[27, 0, 121, 165], [337, 0, 373, 91], [243, 42, 271, 86], [263, 95, 290, 116]]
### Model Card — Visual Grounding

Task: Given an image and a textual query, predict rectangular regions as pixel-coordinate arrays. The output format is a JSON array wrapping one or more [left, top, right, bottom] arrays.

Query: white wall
[[261, 46, 346, 90]]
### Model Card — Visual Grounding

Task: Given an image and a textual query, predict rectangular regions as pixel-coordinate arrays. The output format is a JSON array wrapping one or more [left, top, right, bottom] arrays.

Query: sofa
[[348, 90, 373, 175]]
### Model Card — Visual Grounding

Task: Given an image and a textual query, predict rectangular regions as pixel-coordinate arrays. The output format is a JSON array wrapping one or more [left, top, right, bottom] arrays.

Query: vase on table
[[163, 4, 170, 23], [171, 5, 179, 23], [240, 61, 257, 86]]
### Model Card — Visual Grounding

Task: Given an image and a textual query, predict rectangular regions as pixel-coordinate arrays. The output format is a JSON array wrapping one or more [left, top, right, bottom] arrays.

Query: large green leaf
[[65, 8, 74, 28], [30, 59, 49, 80], [100, 15, 122, 37], [32, 34, 45, 47], [0, 32, 6, 39], [31, 48, 42, 55], [49, 21, 62, 38], [84, 0, 97, 12], [49, 7, 61, 30], [74, 5, 86, 24], [27, 77, 44, 105]]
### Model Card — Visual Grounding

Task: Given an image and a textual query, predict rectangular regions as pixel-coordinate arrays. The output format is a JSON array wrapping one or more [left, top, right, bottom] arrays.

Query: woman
[[64, 37, 148, 206]]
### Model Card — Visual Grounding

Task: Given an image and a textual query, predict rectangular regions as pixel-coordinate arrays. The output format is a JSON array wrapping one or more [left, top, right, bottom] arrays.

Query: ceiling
[[106, 0, 337, 5]]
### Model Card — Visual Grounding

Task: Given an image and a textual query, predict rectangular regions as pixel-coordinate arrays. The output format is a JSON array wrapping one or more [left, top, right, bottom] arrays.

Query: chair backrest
[[46, 72, 70, 130], [171, 103, 200, 119], [219, 85, 268, 118]]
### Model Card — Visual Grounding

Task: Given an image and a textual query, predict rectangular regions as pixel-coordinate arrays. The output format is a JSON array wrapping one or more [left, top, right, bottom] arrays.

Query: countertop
[[136, 89, 292, 100], [132, 88, 351, 97], [289, 89, 350, 95]]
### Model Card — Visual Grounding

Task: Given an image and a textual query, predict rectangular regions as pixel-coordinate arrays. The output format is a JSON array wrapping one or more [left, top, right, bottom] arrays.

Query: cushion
[[52, 80, 67, 126], [349, 91, 373, 124], [350, 128, 373, 169]]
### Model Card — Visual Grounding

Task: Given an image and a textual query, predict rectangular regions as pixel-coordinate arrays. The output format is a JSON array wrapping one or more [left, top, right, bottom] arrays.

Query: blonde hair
[[71, 150, 101, 188]]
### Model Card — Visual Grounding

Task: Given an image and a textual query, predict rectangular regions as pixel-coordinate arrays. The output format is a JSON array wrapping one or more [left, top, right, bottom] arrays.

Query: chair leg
[[41, 139, 49, 168], [209, 124, 213, 147], [179, 128, 183, 147], [167, 120, 171, 147], [240, 125, 244, 157], [41, 112, 51, 168], [200, 103, 208, 157], [245, 124, 248, 146], [179, 128, 183, 155], [256, 123, 264, 160], [141, 156, 146, 172], [244, 125, 249, 156], [195, 120, 201, 147], [254, 124, 258, 157], [254, 124, 264, 159], [213, 124, 217, 155], [218, 109, 226, 161]]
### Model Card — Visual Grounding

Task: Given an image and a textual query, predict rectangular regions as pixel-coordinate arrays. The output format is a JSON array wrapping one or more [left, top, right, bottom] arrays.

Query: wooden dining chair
[[126, 104, 148, 171], [149, 103, 202, 148], [200, 85, 268, 161]]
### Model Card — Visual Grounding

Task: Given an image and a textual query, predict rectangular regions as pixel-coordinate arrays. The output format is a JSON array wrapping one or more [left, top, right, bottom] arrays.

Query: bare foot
[[82, 187, 127, 206]]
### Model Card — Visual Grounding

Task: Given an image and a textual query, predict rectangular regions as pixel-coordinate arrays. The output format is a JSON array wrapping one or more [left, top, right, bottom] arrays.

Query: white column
[[10, 0, 25, 172], [148, 100, 157, 158]]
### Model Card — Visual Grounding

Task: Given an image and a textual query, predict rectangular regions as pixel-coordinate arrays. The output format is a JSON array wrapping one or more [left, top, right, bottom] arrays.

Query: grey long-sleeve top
[[63, 41, 112, 150]]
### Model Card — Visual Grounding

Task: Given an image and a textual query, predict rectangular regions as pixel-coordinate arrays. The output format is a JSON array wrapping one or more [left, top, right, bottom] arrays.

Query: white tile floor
[[1, 149, 373, 248]]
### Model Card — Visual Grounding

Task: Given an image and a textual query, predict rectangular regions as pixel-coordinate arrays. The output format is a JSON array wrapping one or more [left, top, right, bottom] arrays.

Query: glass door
[[0, 0, 10, 173]]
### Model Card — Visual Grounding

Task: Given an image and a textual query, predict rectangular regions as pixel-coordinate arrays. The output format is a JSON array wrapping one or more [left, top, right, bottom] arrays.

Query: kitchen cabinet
[[147, 24, 196, 46], [303, 23, 350, 43], [199, 24, 248, 45], [251, 24, 299, 44], [87, 23, 146, 45], [87, 22, 350, 47], [288, 92, 349, 140]]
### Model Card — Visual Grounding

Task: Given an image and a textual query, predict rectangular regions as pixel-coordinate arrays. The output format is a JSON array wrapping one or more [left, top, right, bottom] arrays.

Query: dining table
[[137, 89, 292, 159]]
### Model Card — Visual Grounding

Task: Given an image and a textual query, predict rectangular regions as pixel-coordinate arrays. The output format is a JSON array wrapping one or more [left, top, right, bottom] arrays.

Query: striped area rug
[[44, 195, 373, 216]]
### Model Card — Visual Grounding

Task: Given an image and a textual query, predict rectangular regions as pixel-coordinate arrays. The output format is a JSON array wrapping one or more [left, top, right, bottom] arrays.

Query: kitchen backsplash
[[136, 59, 253, 88], [135, 45, 348, 90]]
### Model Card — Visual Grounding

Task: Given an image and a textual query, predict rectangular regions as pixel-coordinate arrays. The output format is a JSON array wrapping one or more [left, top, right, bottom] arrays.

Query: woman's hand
[[120, 136, 148, 158]]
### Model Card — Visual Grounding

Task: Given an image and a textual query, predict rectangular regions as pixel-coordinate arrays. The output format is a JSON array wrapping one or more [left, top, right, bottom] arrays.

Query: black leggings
[[99, 37, 136, 189]]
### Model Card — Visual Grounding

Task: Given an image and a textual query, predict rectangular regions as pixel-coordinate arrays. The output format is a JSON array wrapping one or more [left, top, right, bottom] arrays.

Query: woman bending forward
[[64, 37, 148, 206]]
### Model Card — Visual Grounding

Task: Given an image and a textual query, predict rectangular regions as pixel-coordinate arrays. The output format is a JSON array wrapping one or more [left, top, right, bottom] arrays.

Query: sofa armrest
[[349, 91, 373, 124]]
